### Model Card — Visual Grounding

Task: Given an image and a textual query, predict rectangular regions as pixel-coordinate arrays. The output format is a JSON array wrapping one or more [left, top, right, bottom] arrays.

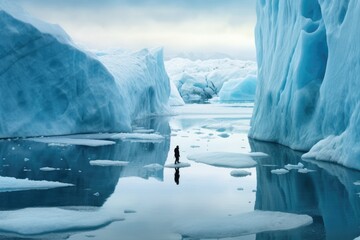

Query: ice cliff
[[250, 0, 360, 169], [165, 58, 256, 103], [0, 1, 170, 138]]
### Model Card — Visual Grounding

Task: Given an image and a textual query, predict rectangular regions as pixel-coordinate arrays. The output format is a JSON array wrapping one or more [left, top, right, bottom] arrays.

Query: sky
[[16, 0, 257, 60]]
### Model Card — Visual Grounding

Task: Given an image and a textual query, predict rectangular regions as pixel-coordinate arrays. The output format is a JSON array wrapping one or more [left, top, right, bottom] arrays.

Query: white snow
[[110, 133, 164, 142], [28, 137, 115, 147], [165, 58, 257, 103], [164, 162, 191, 168], [175, 211, 312, 239], [143, 163, 164, 171], [0, 176, 73, 192], [250, 0, 360, 170], [0, 2, 170, 138], [230, 170, 251, 177], [187, 152, 257, 168], [271, 169, 289, 175], [0, 207, 123, 235], [89, 160, 129, 167]]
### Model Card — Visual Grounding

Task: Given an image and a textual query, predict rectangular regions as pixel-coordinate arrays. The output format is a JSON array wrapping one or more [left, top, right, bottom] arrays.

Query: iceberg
[[218, 74, 257, 102], [165, 58, 257, 103], [0, 1, 170, 138], [250, 0, 360, 170]]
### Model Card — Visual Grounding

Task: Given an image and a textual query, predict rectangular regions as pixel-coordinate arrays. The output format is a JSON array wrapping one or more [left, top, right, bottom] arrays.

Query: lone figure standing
[[174, 145, 180, 164]]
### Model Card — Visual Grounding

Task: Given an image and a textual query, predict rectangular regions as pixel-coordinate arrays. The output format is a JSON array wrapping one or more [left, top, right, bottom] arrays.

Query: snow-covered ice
[[0, 1, 170, 138], [175, 211, 312, 239], [187, 152, 257, 168], [0, 207, 123, 235], [89, 160, 129, 167], [40, 167, 60, 171], [0, 176, 73, 192], [28, 137, 115, 147], [230, 170, 252, 177], [164, 162, 191, 168], [271, 169, 289, 175], [165, 58, 256, 103], [250, 0, 360, 170]]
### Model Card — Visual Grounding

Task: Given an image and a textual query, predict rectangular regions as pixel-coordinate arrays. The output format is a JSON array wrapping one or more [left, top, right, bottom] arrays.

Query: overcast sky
[[16, 0, 257, 60]]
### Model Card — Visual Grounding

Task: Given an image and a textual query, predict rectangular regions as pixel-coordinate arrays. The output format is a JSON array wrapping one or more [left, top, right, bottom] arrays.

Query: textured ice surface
[[250, 0, 360, 170], [89, 160, 129, 167], [187, 152, 257, 168], [0, 207, 123, 235], [165, 58, 256, 103], [0, 176, 73, 192], [176, 211, 312, 239], [0, 1, 170, 138], [218, 74, 257, 102]]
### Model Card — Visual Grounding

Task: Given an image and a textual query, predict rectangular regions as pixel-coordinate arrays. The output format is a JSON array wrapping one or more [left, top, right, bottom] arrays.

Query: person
[[174, 168, 180, 185], [174, 145, 180, 164]]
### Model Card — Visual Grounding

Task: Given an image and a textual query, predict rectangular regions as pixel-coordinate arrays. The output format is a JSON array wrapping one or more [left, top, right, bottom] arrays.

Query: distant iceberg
[[0, 1, 170, 138], [250, 0, 360, 170]]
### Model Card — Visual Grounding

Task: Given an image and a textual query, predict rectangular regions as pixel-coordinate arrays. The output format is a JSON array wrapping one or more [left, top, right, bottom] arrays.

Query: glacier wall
[[250, 0, 360, 169], [0, 2, 170, 138]]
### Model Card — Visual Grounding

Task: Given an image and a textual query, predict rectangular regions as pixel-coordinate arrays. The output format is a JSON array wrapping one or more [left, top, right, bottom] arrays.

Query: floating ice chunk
[[28, 137, 115, 147], [230, 170, 251, 177], [164, 162, 191, 168], [175, 210, 312, 239], [143, 163, 163, 171], [298, 168, 316, 173], [271, 169, 289, 175], [218, 133, 230, 138], [89, 160, 128, 167], [132, 129, 155, 134], [353, 181, 360, 186], [0, 176, 73, 192], [187, 152, 257, 168], [110, 133, 164, 142], [285, 162, 304, 170], [40, 167, 60, 171], [0, 207, 123, 235]]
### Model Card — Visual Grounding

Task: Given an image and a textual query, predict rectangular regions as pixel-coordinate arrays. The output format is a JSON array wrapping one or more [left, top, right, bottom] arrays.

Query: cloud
[[15, 0, 256, 59]]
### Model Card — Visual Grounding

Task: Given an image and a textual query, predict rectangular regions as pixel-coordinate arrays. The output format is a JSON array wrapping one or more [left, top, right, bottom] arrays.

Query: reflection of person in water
[[174, 168, 180, 185], [174, 145, 180, 164]]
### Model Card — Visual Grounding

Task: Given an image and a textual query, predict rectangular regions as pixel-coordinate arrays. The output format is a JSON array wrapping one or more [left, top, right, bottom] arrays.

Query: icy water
[[1, 104, 360, 240]]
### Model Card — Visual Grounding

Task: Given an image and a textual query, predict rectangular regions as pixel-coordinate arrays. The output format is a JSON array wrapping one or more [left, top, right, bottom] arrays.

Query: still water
[[0, 104, 360, 240]]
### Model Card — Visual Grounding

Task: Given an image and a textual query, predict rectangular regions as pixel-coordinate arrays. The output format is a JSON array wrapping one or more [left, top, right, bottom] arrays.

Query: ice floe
[[298, 168, 316, 174], [230, 170, 251, 177], [0, 207, 123, 235], [285, 162, 304, 170], [89, 160, 129, 167], [164, 162, 191, 168], [271, 169, 289, 175], [0, 176, 73, 192], [40, 167, 60, 171], [175, 210, 312, 239], [110, 133, 164, 142], [187, 152, 258, 168]]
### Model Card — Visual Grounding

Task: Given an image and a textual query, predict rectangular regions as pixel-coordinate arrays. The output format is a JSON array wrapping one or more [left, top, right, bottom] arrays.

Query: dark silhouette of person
[[174, 145, 180, 164], [174, 168, 180, 185]]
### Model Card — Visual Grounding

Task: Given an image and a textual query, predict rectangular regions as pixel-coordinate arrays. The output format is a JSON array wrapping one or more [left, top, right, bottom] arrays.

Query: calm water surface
[[0, 104, 360, 240]]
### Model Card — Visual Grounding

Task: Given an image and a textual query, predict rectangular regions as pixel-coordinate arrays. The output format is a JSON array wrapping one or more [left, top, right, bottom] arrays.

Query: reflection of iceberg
[[250, 139, 360, 239], [0, 118, 170, 210]]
